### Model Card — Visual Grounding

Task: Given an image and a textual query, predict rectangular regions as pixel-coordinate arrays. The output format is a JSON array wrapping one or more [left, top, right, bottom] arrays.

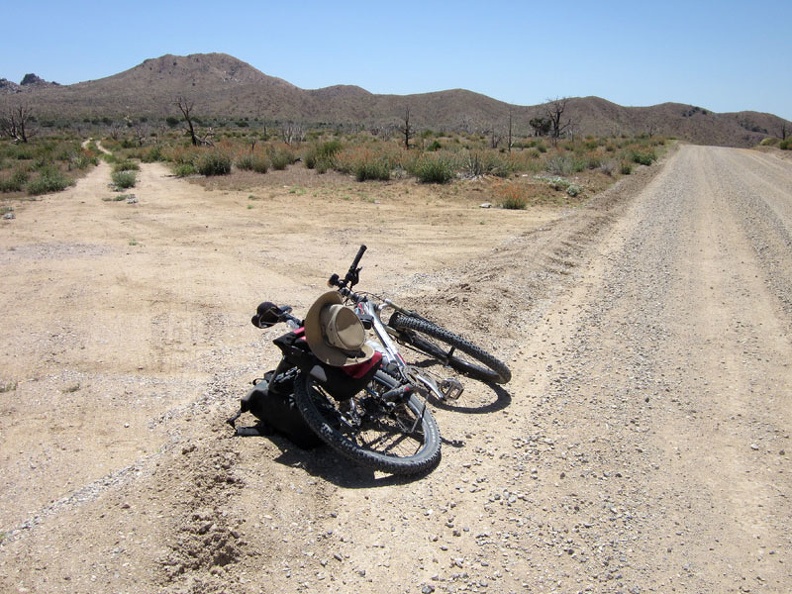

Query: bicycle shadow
[[234, 425, 438, 487], [274, 442, 438, 488]]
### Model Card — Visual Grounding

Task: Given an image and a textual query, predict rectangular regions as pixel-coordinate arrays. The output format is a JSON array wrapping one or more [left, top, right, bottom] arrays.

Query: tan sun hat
[[304, 291, 375, 367]]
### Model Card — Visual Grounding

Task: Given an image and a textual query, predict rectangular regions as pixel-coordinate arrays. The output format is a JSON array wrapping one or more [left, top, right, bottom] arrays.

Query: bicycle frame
[[352, 297, 464, 401]]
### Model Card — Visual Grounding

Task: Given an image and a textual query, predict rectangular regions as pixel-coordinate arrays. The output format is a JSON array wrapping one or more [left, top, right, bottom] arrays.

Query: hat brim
[[304, 291, 374, 367]]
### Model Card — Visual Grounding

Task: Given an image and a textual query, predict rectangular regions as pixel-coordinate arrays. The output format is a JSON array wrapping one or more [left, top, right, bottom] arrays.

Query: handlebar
[[251, 302, 300, 329], [329, 244, 366, 290]]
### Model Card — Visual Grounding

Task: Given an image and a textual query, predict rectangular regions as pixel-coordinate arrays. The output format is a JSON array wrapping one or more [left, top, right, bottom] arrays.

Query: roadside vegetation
[[1, 119, 675, 209], [0, 137, 97, 197]]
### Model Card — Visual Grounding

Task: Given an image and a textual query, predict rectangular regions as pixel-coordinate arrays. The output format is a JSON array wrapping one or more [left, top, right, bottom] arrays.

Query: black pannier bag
[[227, 329, 382, 448], [230, 369, 323, 449]]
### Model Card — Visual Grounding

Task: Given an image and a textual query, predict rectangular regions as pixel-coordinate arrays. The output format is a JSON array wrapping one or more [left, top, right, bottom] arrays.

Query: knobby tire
[[293, 370, 441, 475], [390, 313, 512, 384]]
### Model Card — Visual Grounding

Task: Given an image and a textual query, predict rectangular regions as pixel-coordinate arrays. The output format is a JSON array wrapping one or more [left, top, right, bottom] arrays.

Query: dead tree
[[280, 121, 305, 145], [489, 126, 501, 149], [545, 97, 574, 141], [399, 107, 413, 149], [0, 101, 35, 142], [175, 96, 199, 146]]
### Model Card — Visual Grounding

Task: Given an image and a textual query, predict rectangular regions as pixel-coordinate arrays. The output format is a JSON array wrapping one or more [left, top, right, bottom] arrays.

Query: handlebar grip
[[343, 244, 367, 287], [349, 244, 367, 275]]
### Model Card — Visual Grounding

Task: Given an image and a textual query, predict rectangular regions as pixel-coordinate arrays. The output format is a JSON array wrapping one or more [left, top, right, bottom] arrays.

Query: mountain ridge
[[3, 52, 789, 147]]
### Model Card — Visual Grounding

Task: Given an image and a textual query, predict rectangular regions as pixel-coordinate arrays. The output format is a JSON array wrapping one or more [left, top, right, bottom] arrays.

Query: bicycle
[[233, 245, 511, 475]]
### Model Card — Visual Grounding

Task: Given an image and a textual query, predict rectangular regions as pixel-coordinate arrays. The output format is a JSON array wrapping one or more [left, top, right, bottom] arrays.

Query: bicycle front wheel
[[292, 370, 441, 475], [390, 313, 512, 384]]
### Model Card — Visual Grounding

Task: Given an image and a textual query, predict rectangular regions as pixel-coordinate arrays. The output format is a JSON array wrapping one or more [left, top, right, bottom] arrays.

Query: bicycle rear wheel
[[292, 370, 441, 475], [389, 313, 512, 384]]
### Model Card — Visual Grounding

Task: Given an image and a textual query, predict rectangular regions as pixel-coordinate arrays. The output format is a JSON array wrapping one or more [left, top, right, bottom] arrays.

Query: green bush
[[112, 159, 140, 173], [501, 196, 528, 210], [780, 138, 791, 150], [411, 155, 455, 184], [142, 145, 164, 163], [269, 147, 295, 170], [196, 151, 232, 176], [546, 154, 587, 176], [355, 159, 391, 181], [304, 140, 342, 171], [630, 150, 656, 165], [26, 168, 74, 195], [111, 170, 137, 189], [236, 153, 269, 173], [173, 162, 196, 177], [0, 169, 30, 193], [71, 153, 98, 170]]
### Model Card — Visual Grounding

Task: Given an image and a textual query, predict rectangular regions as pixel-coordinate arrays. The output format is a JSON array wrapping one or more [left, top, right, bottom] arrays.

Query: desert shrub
[[780, 138, 791, 150], [236, 153, 269, 173], [142, 145, 164, 163], [0, 169, 30, 192], [620, 161, 633, 175], [546, 154, 587, 176], [410, 154, 456, 184], [598, 160, 617, 177], [70, 152, 98, 170], [26, 167, 74, 195], [173, 162, 196, 177], [630, 150, 656, 166], [333, 146, 392, 181], [269, 146, 295, 170], [461, 151, 516, 178], [463, 152, 486, 178], [112, 159, 140, 173], [355, 158, 391, 181], [196, 151, 232, 176], [495, 182, 529, 210], [111, 170, 137, 189], [304, 140, 343, 171]]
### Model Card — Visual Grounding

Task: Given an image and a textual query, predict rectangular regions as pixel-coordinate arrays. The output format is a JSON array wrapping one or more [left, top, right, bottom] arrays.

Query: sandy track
[[0, 145, 790, 593]]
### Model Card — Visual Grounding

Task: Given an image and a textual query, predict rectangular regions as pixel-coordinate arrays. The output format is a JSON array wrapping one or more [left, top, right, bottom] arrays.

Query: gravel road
[[0, 144, 790, 593]]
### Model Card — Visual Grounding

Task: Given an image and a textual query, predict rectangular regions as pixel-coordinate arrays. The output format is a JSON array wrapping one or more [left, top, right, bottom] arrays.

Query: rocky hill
[[4, 53, 789, 147]]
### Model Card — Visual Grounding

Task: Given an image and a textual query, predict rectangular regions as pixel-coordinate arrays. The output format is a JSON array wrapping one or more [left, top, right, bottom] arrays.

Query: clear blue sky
[[3, 0, 791, 121]]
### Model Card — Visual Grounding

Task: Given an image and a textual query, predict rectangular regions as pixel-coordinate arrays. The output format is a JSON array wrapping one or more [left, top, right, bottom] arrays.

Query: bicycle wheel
[[389, 313, 512, 384], [292, 370, 441, 475]]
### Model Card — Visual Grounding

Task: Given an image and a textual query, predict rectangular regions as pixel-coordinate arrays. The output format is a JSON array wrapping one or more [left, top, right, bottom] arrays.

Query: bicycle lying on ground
[[228, 245, 511, 475]]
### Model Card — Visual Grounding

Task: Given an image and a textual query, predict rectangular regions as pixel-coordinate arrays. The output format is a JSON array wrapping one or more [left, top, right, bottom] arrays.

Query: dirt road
[[0, 144, 790, 593]]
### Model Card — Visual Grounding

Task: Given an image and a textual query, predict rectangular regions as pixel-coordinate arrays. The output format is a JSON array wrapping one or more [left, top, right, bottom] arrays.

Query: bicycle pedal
[[440, 378, 464, 400]]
